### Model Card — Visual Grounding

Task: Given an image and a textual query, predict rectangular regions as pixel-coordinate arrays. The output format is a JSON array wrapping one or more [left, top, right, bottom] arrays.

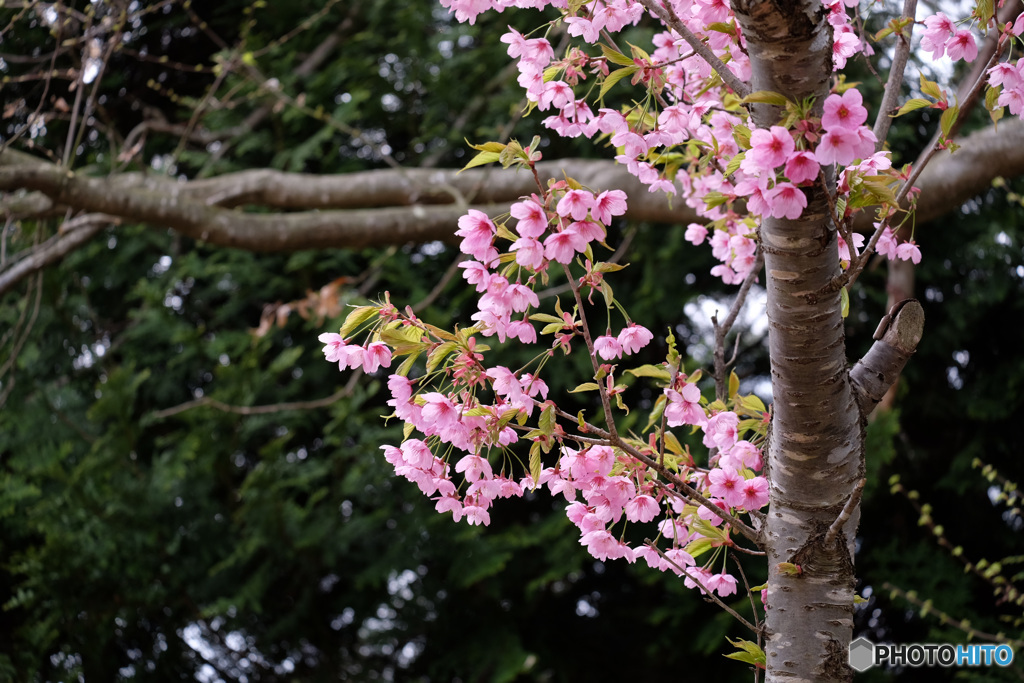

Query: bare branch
[[149, 370, 362, 421], [0, 215, 110, 296], [871, 0, 917, 147]]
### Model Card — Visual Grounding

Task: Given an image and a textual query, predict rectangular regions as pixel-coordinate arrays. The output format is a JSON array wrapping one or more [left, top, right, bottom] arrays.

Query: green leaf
[[644, 394, 667, 432], [459, 150, 501, 172], [975, 0, 994, 26], [467, 140, 508, 153], [740, 90, 789, 107], [736, 393, 767, 415], [919, 75, 944, 102], [684, 537, 714, 559], [600, 65, 639, 99], [600, 44, 634, 67], [529, 441, 542, 489], [380, 325, 425, 356], [986, 85, 1005, 126], [625, 364, 672, 382], [703, 191, 729, 210], [940, 104, 959, 139], [705, 21, 737, 37], [539, 403, 556, 435], [569, 382, 600, 393], [728, 370, 740, 398], [732, 124, 751, 149], [724, 638, 766, 669], [396, 352, 420, 377], [892, 98, 932, 117], [593, 261, 628, 273], [663, 431, 683, 456], [426, 341, 457, 374], [723, 151, 745, 178], [840, 286, 850, 319], [339, 305, 378, 337]]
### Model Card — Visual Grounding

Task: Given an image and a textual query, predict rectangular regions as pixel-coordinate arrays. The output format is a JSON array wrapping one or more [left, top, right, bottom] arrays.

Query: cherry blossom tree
[[317, 0, 1024, 680]]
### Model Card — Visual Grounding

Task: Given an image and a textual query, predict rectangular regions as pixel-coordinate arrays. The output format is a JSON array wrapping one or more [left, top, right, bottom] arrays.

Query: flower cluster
[[320, 0, 1024, 596]]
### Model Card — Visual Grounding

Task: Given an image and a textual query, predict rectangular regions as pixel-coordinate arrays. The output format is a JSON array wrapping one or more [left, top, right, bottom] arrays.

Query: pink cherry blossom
[[456, 209, 497, 261], [421, 392, 460, 430], [703, 411, 739, 450], [895, 240, 922, 264], [362, 342, 392, 373], [456, 454, 493, 483], [557, 189, 596, 221], [625, 494, 660, 523], [509, 236, 546, 271], [511, 198, 549, 238], [708, 466, 745, 508], [543, 227, 589, 264], [463, 503, 491, 526], [618, 323, 653, 354], [747, 125, 795, 170], [685, 223, 708, 245], [738, 476, 770, 510], [768, 182, 808, 220], [594, 335, 623, 360], [832, 30, 860, 69], [822, 89, 868, 132], [592, 189, 628, 224], [784, 151, 820, 184], [665, 383, 706, 427], [815, 128, 859, 166], [318, 332, 347, 362], [708, 572, 738, 597], [945, 29, 977, 63], [459, 260, 490, 291], [988, 63, 1022, 90], [921, 13, 955, 60]]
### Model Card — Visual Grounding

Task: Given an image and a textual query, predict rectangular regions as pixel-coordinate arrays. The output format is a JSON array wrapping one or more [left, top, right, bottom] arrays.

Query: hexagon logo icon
[[849, 637, 876, 672]]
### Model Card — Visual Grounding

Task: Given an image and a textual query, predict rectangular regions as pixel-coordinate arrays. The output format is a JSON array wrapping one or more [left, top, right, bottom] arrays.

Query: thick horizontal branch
[[0, 117, 1022, 272], [850, 299, 925, 416]]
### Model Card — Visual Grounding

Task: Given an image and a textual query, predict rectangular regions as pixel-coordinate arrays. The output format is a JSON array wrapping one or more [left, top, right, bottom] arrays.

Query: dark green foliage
[[2, 0, 1022, 681]]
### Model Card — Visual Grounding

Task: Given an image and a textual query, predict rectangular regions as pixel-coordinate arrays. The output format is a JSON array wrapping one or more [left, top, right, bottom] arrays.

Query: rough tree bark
[[731, 0, 924, 680]]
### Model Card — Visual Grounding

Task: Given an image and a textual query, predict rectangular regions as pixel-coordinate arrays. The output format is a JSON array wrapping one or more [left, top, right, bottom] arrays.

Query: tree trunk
[[731, 1, 861, 679]]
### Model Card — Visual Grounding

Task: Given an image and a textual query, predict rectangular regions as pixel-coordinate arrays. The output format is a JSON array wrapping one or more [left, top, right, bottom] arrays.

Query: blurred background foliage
[[0, 0, 1021, 681]]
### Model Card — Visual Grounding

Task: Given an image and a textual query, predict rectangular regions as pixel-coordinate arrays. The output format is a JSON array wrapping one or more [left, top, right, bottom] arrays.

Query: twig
[[645, 541, 759, 632], [712, 249, 763, 400], [411, 254, 463, 312], [822, 478, 865, 547], [563, 261, 620, 441], [871, 0, 917, 147], [882, 582, 1024, 648], [635, 0, 751, 98], [150, 369, 361, 420]]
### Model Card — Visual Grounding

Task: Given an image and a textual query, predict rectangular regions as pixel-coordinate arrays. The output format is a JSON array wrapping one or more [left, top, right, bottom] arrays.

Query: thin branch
[[635, 0, 751, 98], [411, 254, 462, 312], [712, 249, 763, 400], [0, 215, 111, 296], [564, 261, 620, 441], [645, 541, 759, 632], [0, 271, 43, 409], [871, 0, 917, 147], [822, 478, 865, 547], [149, 370, 361, 420], [882, 582, 1024, 648]]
